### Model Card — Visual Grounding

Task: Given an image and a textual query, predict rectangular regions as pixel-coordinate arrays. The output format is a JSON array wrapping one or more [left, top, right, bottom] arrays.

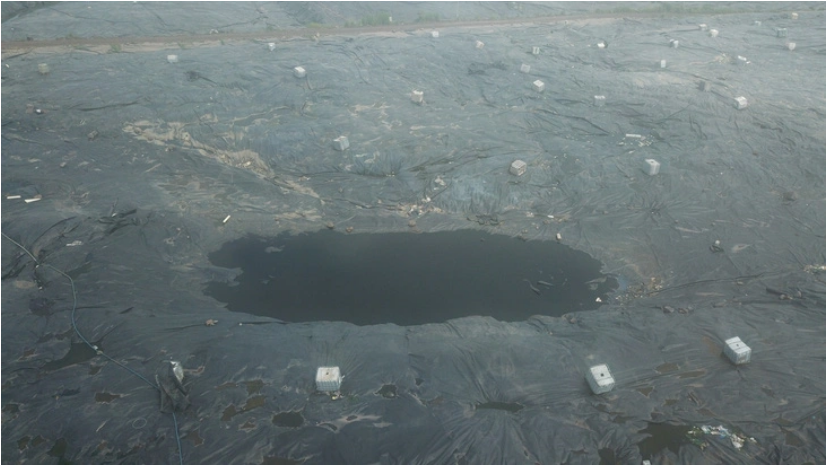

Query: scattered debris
[[687, 425, 755, 451]]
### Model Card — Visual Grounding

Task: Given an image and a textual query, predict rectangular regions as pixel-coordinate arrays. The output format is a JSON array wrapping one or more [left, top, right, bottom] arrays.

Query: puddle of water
[[206, 230, 617, 326], [376, 384, 398, 398], [94, 392, 121, 403], [185, 430, 204, 446], [42, 341, 100, 372], [637, 422, 692, 458], [655, 362, 679, 374], [679, 369, 706, 379], [272, 411, 304, 428]]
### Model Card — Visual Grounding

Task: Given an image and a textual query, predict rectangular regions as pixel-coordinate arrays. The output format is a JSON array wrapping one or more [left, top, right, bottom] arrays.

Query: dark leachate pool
[[205, 229, 617, 326]]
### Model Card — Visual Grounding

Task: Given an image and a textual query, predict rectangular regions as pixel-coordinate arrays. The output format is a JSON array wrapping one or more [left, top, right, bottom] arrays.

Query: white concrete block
[[411, 90, 424, 104], [724, 337, 751, 365], [753, 20, 762, 26], [787, 42, 796, 51], [431, 30, 439, 38], [532, 80, 545, 93], [594, 95, 606, 107], [475, 40, 484, 49], [37, 63, 50, 75], [709, 29, 719, 38], [776, 27, 787, 38], [509, 160, 527, 176], [699, 23, 709, 31], [520, 63, 531, 74], [315, 366, 342, 392], [790, 12, 798, 20], [268, 42, 276, 51], [587, 364, 615, 395], [660, 59, 666, 69], [167, 54, 179, 64], [734, 96, 749, 110], [293, 66, 306, 78], [333, 136, 349, 151], [670, 39, 679, 48], [597, 40, 606, 49], [531, 46, 540, 55], [644, 159, 660, 176]]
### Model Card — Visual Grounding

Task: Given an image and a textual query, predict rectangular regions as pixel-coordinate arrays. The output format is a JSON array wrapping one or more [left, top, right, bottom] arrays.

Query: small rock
[[325, 221, 335, 230], [408, 220, 416, 228], [345, 227, 354, 233], [87, 130, 98, 141]]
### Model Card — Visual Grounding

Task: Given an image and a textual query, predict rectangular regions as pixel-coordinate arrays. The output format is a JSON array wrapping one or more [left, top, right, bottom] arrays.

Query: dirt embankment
[[1, 9, 750, 56]]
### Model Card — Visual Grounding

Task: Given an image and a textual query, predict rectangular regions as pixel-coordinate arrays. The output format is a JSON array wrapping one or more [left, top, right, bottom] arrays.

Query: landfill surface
[[1, 2, 825, 464]]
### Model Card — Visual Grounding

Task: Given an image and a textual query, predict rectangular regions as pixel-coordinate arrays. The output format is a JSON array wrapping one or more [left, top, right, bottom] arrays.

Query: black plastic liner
[[2, 3, 824, 464]]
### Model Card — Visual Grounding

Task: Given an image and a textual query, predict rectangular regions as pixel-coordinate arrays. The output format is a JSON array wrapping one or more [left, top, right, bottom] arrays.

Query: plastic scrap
[[687, 425, 756, 451]]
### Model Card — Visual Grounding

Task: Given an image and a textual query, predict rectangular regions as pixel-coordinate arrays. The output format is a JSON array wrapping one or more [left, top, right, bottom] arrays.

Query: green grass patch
[[345, 12, 392, 28], [415, 11, 440, 23]]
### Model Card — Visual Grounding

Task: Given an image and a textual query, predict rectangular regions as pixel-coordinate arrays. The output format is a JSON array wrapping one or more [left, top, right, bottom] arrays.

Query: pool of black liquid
[[205, 229, 618, 326]]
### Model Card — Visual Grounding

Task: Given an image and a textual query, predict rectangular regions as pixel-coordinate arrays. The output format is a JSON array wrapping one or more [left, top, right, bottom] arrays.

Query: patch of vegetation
[[307, 22, 325, 28], [109, 43, 122, 53], [609, 3, 737, 16], [415, 11, 440, 23], [345, 12, 392, 28]]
